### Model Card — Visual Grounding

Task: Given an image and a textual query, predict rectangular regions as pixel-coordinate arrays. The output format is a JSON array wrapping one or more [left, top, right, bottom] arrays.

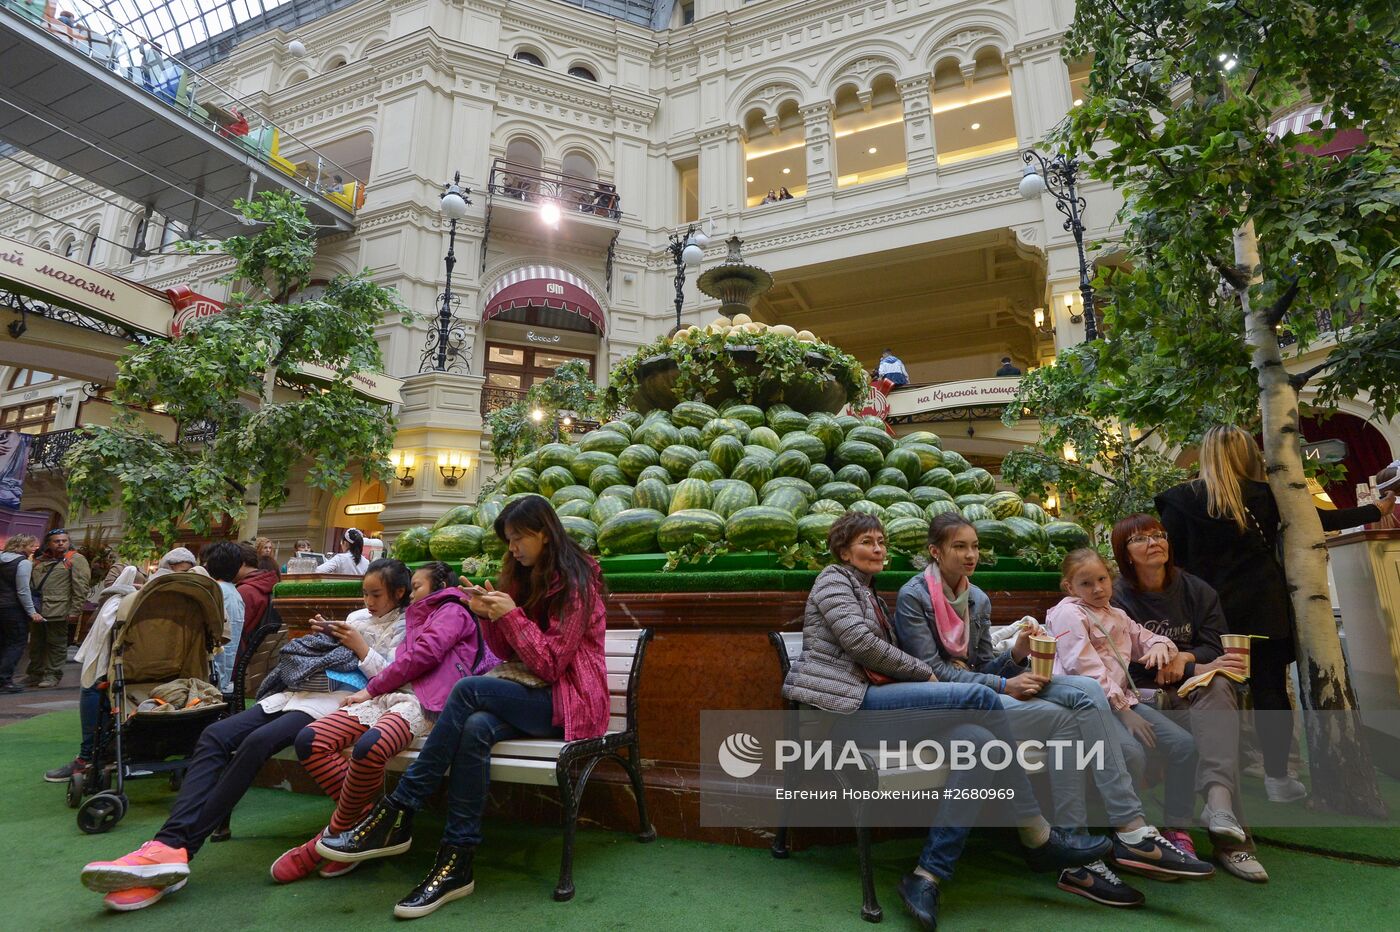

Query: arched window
[[85, 229, 99, 265], [8, 369, 55, 389], [561, 151, 600, 213], [743, 100, 806, 207], [513, 50, 545, 67], [62, 237, 78, 259], [327, 56, 347, 70], [501, 137, 544, 201], [568, 65, 597, 82], [932, 49, 1019, 166], [833, 74, 907, 188]]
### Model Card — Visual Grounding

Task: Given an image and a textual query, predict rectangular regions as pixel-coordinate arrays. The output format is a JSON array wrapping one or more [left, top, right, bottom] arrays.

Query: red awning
[[481, 265, 605, 335], [1268, 105, 1367, 159]]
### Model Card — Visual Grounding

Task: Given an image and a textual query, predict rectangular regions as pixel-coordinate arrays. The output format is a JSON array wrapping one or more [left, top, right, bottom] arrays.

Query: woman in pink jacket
[[273, 562, 498, 883], [1045, 549, 1205, 858]]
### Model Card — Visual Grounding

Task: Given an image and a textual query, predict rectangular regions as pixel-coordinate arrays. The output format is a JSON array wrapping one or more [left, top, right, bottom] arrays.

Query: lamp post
[[666, 224, 708, 331], [1018, 150, 1097, 341], [419, 171, 473, 373]]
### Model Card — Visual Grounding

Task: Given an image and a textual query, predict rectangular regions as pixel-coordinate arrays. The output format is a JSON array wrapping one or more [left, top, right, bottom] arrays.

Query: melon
[[1021, 502, 1053, 526], [587, 465, 628, 495], [834, 440, 885, 474], [709, 435, 746, 475], [896, 431, 944, 449], [865, 484, 914, 507], [579, 430, 629, 456], [597, 508, 666, 555], [900, 443, 944, 475], [559, 516, 599, 553], [873, 468, 910, 490], [885, 501, 926, 521], [725, 505, 799, 550], [1045, 521, 1092, 549], [806, 463, 836, 487], [797, 513, 838, 547], [760, 477, 816, 502], [537, 466, 576, 499], [973, 519, 1015, 555], [835, 464, 872, 490], [810, 499, 847, 516], [768, 409, 810, 437], [670, 477, 715, 514], [599, 420, 634, 440], [672, 400, 720, 430], [637, 464, 672, 484], [962, 503, 994, 523], [536, 442, 577, 471], [984, 491, 1024, 520], [886, 516, 931, 553], [918, 467, 957, 493], [657, 509, 727, 550], [846, 425, 895, 455], [817, 481, 864, 507], [884, 448, 925, 486], [504, 467, 538, 495], [430, 505, 476, 532], [589, 495, 628, 525], [636, 419, 681, 452], [618, 444, 661, 481], [773, 449, 811, 479], [661, 444, 703, 477], [779, 431, 827, 463], [678, 426, 704, 449], [569, 450, 619, 484], [700, 417, 751, 446], [551, 485, 596, 508], [632, 478, 672, 513], [556, 499, 595, 520], [762, 487, 809, 518], [910, 486, 954, 508], [941, 449, 971, 474], [688, 460, 725, 482], [743, 444, 778, 465], [1005, 516, 1052, 550], [429, 524, 485, 561], [925, 500, 960, 522], [713, 482, 759, 518], [747, 426, 782, 452], [722, 404, 766, 428], [391, 526, 432, 563]]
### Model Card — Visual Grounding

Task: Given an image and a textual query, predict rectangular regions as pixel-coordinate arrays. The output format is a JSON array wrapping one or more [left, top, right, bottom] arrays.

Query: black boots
[[316, 796, 414, 863], [393, 844, 476, 919]]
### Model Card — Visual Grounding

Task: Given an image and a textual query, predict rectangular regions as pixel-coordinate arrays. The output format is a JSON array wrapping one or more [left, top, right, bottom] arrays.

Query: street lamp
[[667, 224, 708, 331], [419, 171, 473, 373], [1019, 150, 1098, 341]]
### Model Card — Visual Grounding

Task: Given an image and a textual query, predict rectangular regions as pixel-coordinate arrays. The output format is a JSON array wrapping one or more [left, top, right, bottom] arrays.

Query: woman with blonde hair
[[0, 533, 41, 693], [1155, 425, 1394, 802]]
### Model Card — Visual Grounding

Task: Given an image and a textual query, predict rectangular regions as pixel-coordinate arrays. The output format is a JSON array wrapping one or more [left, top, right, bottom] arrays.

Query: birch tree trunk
[[1235, 221, 1387, 817]]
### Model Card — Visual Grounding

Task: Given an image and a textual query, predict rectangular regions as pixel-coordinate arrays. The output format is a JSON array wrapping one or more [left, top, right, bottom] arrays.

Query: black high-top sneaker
[[393, 844, 475, 919], [315, 797, 414, 862]]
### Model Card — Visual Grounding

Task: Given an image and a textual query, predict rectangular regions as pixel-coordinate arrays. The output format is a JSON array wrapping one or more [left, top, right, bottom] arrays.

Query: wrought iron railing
[[1279, 306, 1364, 347], [27, 427, 82, 470], [481, 385, 525, 417], [488, 158, 621, 220]]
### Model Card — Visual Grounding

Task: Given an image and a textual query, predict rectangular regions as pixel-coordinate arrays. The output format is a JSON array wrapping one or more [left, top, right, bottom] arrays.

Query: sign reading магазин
[[885, 377, 1021, 418], [0, 233, 173, 334]]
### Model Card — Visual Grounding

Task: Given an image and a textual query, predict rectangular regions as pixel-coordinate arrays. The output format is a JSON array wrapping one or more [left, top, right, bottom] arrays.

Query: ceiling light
[[970, 122, 981, 130], [781, 167, 791, 175], [745, 176, 754, 183], [1073, 98, 1083, 107], [540, 201, 561, 227], [867, 147, 878, 155]]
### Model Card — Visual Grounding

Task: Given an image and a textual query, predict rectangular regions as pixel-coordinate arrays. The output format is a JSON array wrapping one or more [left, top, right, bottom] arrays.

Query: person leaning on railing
[[781, 511, 1112, 931]]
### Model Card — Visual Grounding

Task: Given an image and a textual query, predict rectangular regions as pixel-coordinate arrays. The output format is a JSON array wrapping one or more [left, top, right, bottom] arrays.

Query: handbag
[[861, 587, 897, 686], [485, 660, 548, 689]]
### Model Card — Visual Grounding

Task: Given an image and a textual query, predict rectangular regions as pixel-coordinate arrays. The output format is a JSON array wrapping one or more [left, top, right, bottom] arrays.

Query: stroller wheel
[[66, 773, 85, 809], [77, 792, 126, 835]]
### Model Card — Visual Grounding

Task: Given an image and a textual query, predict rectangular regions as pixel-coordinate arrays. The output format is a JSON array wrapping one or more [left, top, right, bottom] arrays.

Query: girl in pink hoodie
[[1045, 549, 1204, 857], [273, 562, 499, 883]]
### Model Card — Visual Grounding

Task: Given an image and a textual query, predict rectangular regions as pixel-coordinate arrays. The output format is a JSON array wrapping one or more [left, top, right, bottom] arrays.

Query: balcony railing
[[481, 386, 526, 417], [488, 159, 621, 220], [1279, 306, 1364, 347], [27, 427, 82, 471]]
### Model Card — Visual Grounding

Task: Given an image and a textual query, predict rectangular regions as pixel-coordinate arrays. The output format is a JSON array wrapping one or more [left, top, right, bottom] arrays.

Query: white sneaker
[[1264, 775, 1308, 802]]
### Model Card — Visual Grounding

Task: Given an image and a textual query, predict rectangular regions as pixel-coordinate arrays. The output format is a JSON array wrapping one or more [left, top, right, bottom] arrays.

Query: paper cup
[[1221, 634, 1251, 678], [1029, 634, 1057, 678]]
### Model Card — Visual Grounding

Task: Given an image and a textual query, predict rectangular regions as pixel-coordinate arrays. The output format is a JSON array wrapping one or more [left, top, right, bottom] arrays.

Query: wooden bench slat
[[606, 655, 634, 675]]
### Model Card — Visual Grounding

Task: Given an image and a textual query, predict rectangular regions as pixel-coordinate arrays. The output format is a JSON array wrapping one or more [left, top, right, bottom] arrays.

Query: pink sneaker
[[103, 879, 187, 912], [270, 836, 323, 884], [1161, 828, 1198, 859], [82, 840, 189, 893], [319, 858, 360, 879]]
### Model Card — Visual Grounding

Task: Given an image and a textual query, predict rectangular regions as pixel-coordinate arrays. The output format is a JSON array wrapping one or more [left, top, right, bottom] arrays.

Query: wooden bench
[[233, 622, 656, 901]]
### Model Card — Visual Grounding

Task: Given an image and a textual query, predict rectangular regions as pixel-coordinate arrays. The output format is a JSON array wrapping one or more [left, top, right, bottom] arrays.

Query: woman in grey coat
[[782, 512, 1109, 930]]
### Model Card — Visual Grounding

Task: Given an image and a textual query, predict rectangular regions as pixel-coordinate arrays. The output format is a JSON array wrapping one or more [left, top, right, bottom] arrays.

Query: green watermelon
[[597, 508, 666, 555], [925, 500, 960, 521], [1004, 516, 1051, 550], [709, 435, 746, 475], [1021, 502, 1053, 526], [700, 417, 750, 447], [762, 487, 809, 518], [475, 499, 504, 529], [713, 482, 759, 518], [964, 467, 996, 494], [884, 448, 925, 486], [633, 478, 672, 513], [747, 426, 781, 452], [807, 418, 845, 457], [481, 532, 507, 559], [569, 450, 619, 484], [773, 449, 811, 479], [637, 419, 681, 452], [688, 460, 725, 482], [865, 484, 914, 507], [885, 501, 926, 521], [661, 444, 703, 477], [817, 481, 864, 507], [551, 485, 596, 508], [911, 486, 954, 507], [679, 426, 704, 449], [834, 414, 862, 433], [585, 464, 625, 495], [1045, 521, 1092, 549], [846, 425, 895, 455], [556, 498, 595, 519], [622, 411, 644, 428], [515, 451, 539, 471], [536, 466, 576, 499], [391, 526, 432, 562], [722, 404, 765, 428], [954, 493, 990, 508], [559, 516, 599, 553], [810, 499, 846, 516], [860, 415, 889, 430], [835, 464, 872, 490], [873, 468, 910, 490], [835, 440, 885, 474], [768, 409, 810, 436], [429, 524, 485, 561], [589, 495, 628, 525], [973, 519, 1015, 555], [536, 442, 577, 471], [657, 509, 727, 550], [599, 484, 634, 503], [805, 463, 835, 487], [896, 431, 943, 449], [918, 467, 957, 493], [886, 516, 930, 553], [761, 477, 816, 501], [962, 503, 994, 523], [899, 443, 944, 475], [504, 467, 538, 495], [732, 456, 774, 490], [743, 444, 778, 465], [778, 431, 826, 463], [985, 491, 1024, 520], [672, 400, 720, 429], [797, 513, 838, 546], [430, 505, 476, 532], [579, 430, 629, 456], [941, 449, 971, 474], [726, 505, 799, 550], [617, 444, 660, 481], [505, 492, 548, 509], [637, 464, 672, 484], [600, 420, 633, 440], [848, 500, 887, 521], [953, 472, 984, 497], [670, 478, 715, 514]]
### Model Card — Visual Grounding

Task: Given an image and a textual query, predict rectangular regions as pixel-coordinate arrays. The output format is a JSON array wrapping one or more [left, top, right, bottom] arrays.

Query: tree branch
[[1264, 277, 1301, 326], [1209, 255, 1253, 292], [1288, 357, 1339, 391]]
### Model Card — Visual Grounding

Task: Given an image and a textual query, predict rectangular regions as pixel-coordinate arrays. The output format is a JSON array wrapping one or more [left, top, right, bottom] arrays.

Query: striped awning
[[482, 265, 605, 335], [1268, 105, 1366, 158], [1268, 105, 1327, 138]]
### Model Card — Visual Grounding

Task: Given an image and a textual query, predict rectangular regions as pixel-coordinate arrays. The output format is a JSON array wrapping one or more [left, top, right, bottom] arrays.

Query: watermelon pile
[[397, 399, 1092, 562]]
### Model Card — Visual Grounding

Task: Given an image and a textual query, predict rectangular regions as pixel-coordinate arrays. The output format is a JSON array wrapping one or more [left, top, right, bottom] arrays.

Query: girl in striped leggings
[[272, 562, 498, 883]]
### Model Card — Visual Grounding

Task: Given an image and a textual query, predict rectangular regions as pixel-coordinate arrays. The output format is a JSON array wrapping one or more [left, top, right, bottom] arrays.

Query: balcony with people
[[486, 141, 621, 248]]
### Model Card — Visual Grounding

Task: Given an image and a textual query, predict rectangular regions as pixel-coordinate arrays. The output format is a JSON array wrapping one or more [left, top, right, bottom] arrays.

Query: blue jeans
[[1001, 675, 1144, 829], [389, 676, 562, 847], [79, 684, 103, 759], [1110, 701, 1198, 826], [857, 681, 1042, 881]]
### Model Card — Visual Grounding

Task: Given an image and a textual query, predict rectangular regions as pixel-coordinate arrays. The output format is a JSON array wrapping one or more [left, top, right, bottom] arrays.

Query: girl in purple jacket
[[272, 563, 498, 883]]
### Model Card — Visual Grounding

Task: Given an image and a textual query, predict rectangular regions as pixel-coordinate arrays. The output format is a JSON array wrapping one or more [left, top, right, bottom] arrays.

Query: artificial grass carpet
[[4, 711, 1398, 930]]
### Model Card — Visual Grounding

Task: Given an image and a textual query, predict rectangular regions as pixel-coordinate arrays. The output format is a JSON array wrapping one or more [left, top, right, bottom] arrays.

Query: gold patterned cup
[[1029, 634, 1057, 678], [1221, 634, 1251, 679]]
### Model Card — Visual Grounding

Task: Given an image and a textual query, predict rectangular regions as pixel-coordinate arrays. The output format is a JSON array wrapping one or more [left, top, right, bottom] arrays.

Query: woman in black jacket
[[1155, 426, 1394, 802]]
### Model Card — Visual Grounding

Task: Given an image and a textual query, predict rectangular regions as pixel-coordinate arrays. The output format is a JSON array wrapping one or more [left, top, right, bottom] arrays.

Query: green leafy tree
[[1041, 0, 1400, 814], [65, 192, 404, 557], [486, 359, 603, 472]]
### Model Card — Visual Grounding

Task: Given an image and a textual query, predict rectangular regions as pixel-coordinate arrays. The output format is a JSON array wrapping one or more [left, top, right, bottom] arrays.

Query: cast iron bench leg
[[856, 825, 882, 922]]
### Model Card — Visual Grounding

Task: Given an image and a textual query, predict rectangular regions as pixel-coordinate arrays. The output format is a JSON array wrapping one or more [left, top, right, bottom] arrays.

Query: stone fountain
[[694, 235, 774, 317]]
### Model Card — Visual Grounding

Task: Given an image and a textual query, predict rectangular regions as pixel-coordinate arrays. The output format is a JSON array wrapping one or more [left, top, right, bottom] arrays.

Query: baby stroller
[[70, 573, 229, 834]]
